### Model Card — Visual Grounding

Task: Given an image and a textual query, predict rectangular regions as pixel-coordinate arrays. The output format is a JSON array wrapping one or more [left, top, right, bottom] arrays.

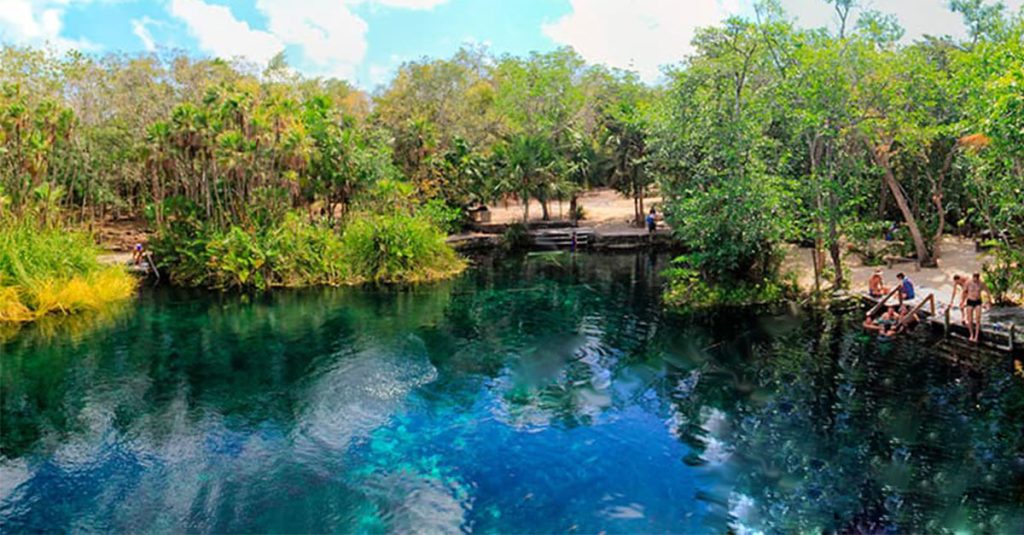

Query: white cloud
[[169, 0, 283, 65], [370, 0, 449, 8], [255, 0, 368, 79], [0, 0, 98, 52], [779, 0, 1024, 41], [131, 17, 156, 52], [543, 0, 741, 83], [544, 0, 1024, 83], [166, 0, 452, 81]]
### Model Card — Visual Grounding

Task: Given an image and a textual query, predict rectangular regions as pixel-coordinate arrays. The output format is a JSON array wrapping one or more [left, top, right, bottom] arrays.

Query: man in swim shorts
[[964, 272, 989, 343]]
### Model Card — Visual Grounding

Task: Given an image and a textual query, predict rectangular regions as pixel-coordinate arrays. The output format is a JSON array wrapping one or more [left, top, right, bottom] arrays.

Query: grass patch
[[0, 220, 136, 324]]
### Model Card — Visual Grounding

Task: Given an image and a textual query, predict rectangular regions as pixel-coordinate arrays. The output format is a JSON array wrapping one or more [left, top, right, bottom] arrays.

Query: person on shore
[[864, 305, 901, 336], [949, 274, 968, 325], [896, 272, 915, 302], [868, 269, 887, 298], [964, 272, 989, 343], [645, 207, 657, 233], [885, 222, 898, 242], [132, 243, 145, 266]]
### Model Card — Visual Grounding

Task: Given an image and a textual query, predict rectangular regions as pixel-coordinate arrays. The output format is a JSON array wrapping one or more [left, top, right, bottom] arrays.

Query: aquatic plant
[[341, 212, 466, 284], [0, 218, 136, 324]]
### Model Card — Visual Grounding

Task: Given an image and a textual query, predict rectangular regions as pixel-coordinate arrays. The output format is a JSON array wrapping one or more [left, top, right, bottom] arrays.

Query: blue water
[[2, 252, 1022, 533]]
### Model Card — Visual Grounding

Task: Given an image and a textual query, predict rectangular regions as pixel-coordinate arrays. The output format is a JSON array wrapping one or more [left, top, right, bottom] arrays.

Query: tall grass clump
[[0, 218, 136, 323], [341, 212, 466, 284]]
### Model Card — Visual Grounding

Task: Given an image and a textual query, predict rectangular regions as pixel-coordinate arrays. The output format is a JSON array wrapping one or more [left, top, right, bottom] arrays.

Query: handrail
[[867, 286, 901, 317], [145, 251, 160, 281], [899, 293, 935, 327]]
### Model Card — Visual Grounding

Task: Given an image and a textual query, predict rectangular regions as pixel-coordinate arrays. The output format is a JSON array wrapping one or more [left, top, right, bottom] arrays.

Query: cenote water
[[2, 252, 1022, 533]]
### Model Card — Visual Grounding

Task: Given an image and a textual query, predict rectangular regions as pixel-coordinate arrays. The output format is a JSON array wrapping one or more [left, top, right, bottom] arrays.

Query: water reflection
[[2, 252, 1022, 533]]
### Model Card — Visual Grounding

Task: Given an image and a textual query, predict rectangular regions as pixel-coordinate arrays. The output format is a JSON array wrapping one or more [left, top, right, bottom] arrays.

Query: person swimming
[[864, 305, 901, 336]]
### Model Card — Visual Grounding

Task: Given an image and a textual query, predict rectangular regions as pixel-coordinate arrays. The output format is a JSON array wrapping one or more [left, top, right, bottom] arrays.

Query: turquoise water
[[2, 252, 1022, 533]]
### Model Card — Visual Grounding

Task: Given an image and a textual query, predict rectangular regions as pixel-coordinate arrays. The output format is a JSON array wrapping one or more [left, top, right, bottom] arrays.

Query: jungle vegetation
[[0, 0, 1021, 305]]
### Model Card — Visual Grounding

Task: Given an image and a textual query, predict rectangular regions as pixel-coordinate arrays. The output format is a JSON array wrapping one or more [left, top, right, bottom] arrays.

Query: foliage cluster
[[648, 1, 1024, 304], [0, 216, 135, 323], [1, 1, 1022, 303]]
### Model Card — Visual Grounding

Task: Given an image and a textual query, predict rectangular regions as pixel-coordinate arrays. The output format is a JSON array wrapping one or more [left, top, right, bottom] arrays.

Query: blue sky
[[1, 0, 1020, 88]]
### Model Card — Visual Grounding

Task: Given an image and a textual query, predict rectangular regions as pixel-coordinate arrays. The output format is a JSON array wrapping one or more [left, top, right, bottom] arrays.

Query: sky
[[1, 0, 1020, 88]]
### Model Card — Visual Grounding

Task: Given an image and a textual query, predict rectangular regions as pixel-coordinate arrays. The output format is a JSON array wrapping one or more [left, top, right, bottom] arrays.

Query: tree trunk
[[930, 141, 959, 260], [541, 198, 550, 221], [638, 185, 645, 227], [569, 195, 578, 226], [870, 144, 935, 267]]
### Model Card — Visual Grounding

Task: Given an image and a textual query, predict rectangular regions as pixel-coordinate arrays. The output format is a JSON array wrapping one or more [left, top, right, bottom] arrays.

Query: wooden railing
[[899, 293, 935, 327], [867, 286, 901, 317]]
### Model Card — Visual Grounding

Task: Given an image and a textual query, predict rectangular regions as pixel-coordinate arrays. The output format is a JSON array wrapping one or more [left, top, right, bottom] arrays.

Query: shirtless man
[[864, 305, 901, 336], [868, 269, 887, 298], [964, 272, 989, 343], [949, 274, 968, 325]]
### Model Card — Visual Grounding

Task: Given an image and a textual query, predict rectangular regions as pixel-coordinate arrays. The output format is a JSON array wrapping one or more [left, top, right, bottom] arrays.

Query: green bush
[[663, 263, 795, 312], [418, 199, 464, 234], [341, 212, 465, 283], [502, 222, 530, 251], [152, 212, 351, 290], [982, 244, 1024, 305]]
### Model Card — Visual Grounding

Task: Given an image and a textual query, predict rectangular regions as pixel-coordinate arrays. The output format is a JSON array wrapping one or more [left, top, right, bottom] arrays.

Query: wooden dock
[[861, 286, 1020, 354]]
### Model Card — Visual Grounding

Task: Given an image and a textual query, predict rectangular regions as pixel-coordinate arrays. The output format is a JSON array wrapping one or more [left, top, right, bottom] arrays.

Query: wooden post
[[1010, 323, 1016, 353], [944, 305, 951, 338], [146, 251, 160, 282]]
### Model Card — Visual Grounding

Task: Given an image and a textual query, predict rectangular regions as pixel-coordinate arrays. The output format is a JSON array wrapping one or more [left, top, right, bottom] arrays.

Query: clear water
[[2, 252, 1022, 533]]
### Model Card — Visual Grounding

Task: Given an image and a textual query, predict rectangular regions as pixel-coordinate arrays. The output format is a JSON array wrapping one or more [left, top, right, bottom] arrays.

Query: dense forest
[[1, 0, 1022, 318]]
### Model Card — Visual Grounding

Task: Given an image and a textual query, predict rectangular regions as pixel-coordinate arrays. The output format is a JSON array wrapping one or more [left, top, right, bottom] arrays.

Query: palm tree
[[493, 133, 557, 223]]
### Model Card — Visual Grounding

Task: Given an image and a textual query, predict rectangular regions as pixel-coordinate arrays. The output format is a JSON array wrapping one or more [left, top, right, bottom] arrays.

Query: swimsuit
[[966, 298, 982, 307]]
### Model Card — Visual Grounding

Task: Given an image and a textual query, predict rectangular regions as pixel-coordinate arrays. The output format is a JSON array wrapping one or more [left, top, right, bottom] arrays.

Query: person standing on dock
[[646, 207, 657, 233], [964, 272, 990, 343], [949, 274, 968, 325]]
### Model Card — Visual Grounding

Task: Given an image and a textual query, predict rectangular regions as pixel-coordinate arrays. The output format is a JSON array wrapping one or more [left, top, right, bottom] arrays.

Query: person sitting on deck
[[868, 269, 887, 298], [949, 274, 968, 325], [896, 272, 915, 302], [864, 305, 901, 336], [964, 272, 990, 343], [132, 243, 145, 266], [646, 207, 657, 233]]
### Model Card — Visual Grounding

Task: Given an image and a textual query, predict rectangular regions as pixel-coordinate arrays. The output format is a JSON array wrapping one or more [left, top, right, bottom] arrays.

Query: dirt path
[[485, 188, 664, 231], [782, 236, 1002, 309]]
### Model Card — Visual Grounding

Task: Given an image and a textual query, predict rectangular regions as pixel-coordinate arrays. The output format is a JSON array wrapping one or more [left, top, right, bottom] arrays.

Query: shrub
[[153, 210, 464, 289], [503, 222, 531, 251], [0, 219, 136, 323], [153, 213, 351, 290], [341, 212, 465, 283], [663, 263, 795, 312], [983, 244, 1024, 305], [419, 199, 464, 234]]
